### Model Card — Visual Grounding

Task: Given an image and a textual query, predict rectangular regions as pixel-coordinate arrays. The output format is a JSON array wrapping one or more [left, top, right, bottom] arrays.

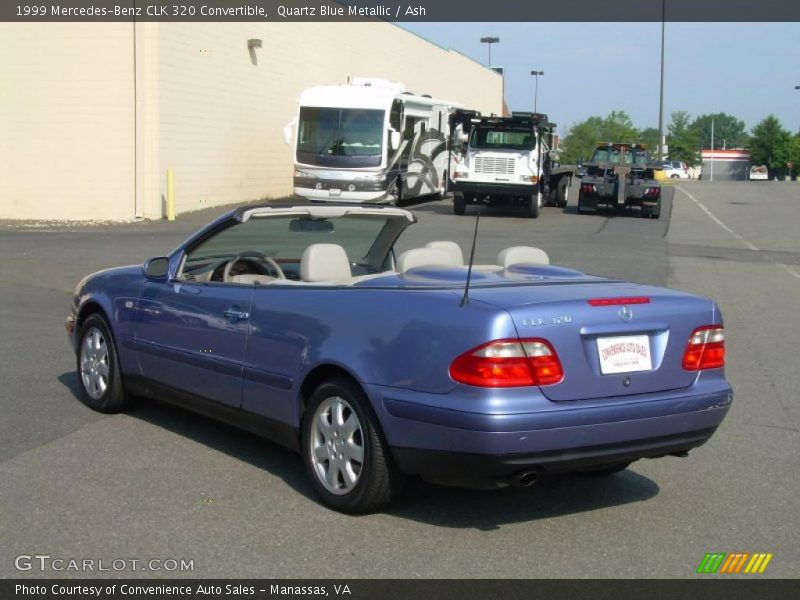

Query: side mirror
[[144, 257, 170, 279], [389, 130, 401, 149], [457, 131, 468, 144], [282, 118, 296, 146]]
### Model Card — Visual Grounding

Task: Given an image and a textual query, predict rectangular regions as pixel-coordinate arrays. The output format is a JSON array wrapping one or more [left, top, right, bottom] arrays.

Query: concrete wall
[[1, 21, 503, 221], [0, 24, 136, 220]]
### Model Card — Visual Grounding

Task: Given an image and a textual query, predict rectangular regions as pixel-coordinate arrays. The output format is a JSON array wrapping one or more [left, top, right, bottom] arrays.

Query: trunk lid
[[471, 281, 716, 401]]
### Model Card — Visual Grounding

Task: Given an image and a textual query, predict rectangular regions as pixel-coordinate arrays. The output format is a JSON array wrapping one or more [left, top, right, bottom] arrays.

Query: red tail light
[[588, 297, 651, 306], [682, 325, 725, 371], [449, 338, 563, 388]]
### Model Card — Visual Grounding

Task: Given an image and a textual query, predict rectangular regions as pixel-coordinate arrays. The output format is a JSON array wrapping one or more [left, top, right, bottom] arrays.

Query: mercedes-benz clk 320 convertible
[[66, 204, 732, 512]]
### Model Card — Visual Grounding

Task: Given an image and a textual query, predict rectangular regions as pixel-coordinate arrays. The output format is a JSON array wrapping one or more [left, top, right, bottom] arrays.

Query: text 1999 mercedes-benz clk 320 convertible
[[66, 203, 732, 512]]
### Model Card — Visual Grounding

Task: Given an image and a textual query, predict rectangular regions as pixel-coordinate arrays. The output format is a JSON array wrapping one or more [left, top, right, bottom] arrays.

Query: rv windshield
[[470, 128, 535, 151], [297, 107, 385, 168]]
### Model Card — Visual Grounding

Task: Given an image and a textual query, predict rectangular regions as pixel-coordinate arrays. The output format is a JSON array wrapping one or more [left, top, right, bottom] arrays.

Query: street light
[[795, 85, 800, 134], [530, 70, 544, 113], [480, 36, 500, 67]]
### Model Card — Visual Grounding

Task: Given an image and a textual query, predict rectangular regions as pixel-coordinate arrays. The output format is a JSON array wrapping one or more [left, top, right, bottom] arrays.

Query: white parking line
[[675, 185, 800, 281]]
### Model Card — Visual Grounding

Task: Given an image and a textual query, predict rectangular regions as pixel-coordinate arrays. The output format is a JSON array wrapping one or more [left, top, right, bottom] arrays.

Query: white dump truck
[[449, 112, 574, 218]]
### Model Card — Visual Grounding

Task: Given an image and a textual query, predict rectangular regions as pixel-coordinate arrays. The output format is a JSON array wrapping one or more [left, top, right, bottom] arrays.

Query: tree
[[690, 113, 749, 150], [667, 111, 701, 165], [750, 115, 791, 174], [775, 134, 800, 179], [639, 127, 660, 151], [560, 110, 640, 164]]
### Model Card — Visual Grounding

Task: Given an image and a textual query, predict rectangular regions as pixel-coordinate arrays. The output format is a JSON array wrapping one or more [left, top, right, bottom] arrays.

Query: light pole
[[530, 70, 544, 113], [795, 85, 800, 134], [480, 36, 500, 67], [657, 0, 666, 160]]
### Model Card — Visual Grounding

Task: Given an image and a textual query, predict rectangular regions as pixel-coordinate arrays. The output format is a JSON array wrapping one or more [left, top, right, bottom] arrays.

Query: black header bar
[[2, 0, 800, 22]]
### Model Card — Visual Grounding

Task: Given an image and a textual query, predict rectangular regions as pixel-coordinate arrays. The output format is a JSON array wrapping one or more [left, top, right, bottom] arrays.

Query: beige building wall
[[0, 23, 136, 221], [1, 22, 503, 221]]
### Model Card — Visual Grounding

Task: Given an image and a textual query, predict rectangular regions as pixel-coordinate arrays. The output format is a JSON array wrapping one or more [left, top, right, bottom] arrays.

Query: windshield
[[591, 147, 651, 166], [181, 214, 403, 280], [470, 128, 535, 150], [297, 107, 385, 168]]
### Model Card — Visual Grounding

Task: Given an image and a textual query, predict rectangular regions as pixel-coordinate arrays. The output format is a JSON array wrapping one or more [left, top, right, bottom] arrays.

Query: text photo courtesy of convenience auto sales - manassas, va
[[0, 0, 799, 598]]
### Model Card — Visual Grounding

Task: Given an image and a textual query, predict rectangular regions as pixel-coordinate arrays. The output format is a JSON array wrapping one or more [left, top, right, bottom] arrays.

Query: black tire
[[76, 313, 133, 413], [453, 193, 466, 215], [577, 462, 631, 476], [302, 377, 405, 513], [525, 192, 540, 218], [577, 190, 587, 214], [556, 176, 570, 208]]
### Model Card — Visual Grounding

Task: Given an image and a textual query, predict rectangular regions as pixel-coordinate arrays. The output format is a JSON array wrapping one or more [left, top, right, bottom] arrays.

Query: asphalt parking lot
[[1, 181, 798, 578]]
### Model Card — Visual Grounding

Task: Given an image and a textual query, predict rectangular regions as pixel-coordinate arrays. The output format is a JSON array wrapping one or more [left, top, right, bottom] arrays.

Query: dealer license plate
[[597, 335, 652, 375]]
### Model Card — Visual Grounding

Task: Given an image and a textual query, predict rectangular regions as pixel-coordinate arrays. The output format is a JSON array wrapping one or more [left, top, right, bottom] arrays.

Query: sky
[[399, 22, 800, 135]]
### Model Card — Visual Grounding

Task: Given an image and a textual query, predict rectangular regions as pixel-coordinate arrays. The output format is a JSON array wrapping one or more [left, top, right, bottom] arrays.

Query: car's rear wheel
[[302, 377, 404, 513], [77, 313, 133, 413]]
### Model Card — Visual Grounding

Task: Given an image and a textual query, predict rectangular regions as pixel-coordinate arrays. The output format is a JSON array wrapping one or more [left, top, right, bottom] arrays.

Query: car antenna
[[460, 208, 481, 307]]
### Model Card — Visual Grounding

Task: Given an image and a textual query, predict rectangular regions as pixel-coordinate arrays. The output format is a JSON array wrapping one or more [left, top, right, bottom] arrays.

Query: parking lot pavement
[[0, 183, 797, 578]]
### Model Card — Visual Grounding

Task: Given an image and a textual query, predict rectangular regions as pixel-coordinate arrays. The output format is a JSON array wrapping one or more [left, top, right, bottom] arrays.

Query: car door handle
[[223, 308, 249, 321]]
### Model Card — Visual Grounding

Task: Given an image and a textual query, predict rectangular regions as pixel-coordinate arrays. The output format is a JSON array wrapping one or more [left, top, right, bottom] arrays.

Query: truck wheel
[[525, 192, 540, 219], [302, 377, 405, 513], [453, 193, 466, 215], [557, 177, 570, 208], [577, 190, 587, 214]]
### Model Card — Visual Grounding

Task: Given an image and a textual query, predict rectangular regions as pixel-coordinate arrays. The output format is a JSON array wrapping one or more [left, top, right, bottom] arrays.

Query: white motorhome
[[286, 78, 461, 204]]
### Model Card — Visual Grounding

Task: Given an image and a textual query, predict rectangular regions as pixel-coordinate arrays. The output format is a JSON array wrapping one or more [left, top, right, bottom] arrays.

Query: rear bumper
[[369, 382, 732, 487], [293, 186, 386, 203], [393, 426, 718, 487], [452, 180, 535, 197]]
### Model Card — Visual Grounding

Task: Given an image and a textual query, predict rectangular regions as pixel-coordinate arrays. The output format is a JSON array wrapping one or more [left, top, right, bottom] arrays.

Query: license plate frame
[[328, 188, 341, 197]]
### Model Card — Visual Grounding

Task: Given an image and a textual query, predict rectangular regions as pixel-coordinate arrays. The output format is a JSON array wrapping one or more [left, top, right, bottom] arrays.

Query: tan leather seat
[[300, 243, 352, 283], [229, 274, 275, 285]]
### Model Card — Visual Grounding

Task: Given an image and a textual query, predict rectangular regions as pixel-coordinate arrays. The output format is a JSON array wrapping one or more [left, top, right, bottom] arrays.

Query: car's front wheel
[[77, 313, 133, 413], [302, 377, 404, 513]]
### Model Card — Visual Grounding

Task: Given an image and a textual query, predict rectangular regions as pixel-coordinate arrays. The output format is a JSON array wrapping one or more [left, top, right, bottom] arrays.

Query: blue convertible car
[[66, 203, 732, 512]]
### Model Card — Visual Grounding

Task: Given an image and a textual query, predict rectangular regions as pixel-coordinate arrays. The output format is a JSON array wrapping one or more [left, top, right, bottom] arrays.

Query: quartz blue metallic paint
[[67, 205, 732, 489]]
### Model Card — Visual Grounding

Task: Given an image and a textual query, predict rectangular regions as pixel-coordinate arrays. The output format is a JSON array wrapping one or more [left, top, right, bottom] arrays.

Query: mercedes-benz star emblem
[[618, 305, 633, 322]]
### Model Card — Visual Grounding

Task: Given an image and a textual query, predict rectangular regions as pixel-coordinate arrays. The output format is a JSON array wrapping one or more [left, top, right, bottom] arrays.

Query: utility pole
[[710, 117, 715, 182], [657, 0, 666, 160]]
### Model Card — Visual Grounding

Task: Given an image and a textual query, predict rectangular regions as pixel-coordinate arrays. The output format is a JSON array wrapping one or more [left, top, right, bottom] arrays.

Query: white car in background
[[661, 160, 690, 179], [749, 165, 769, 181]]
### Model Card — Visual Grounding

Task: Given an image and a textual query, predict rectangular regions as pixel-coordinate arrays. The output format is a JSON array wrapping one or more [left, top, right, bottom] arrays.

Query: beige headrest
[[425, 241, 464, 266], [397, 248, 453, 273], [300, 244, 352, 282], [497, 246, 550, 267]]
